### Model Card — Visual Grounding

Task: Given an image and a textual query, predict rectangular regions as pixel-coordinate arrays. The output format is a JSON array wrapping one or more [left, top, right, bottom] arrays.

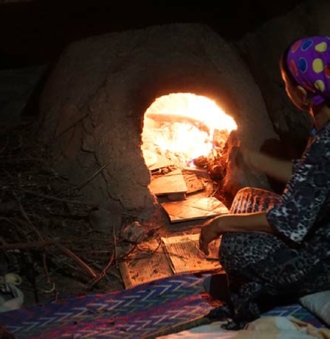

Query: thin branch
[[113, 224, 118, 269], [86, 252, 115, 289], [77, 160, 111, 191], [0, 217, 29, 237], [117, 231, 152, 262], [42, 252, 51, 284], [0, 240, 97, 279], [14, 193, 43, 240], [0, 237, 110, 251], [22, 190, 97, 207], [0, 240, 58, 251], [53, 242, 97, 279]]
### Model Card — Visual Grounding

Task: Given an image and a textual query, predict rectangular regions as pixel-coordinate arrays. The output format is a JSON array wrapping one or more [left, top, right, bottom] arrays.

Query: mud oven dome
[[38, 23, 278, 222]]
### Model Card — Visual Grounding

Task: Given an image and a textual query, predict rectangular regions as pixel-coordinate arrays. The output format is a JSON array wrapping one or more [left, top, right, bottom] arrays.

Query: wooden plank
[[183, 173, 205, 194], [119, 239, 173, 289], [148, 153, 174, 171], [149, 168, 187, 196], [161, 196, 228, 223], [162, 233, 223, 274]]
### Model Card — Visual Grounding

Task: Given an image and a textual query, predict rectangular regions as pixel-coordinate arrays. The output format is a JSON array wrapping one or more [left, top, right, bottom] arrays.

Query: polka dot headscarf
[[287, 36, 330, 106]]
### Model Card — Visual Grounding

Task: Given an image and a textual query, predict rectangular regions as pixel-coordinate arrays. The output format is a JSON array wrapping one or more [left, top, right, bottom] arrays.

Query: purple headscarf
[[286, 36, 330, 106]]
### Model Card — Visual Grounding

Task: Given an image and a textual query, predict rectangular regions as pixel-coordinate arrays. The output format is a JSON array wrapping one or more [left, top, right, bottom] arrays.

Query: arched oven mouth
[[142, 92, 237, 221]]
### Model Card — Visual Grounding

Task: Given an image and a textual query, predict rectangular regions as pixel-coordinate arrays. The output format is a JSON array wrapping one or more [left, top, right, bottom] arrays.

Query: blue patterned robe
[[217, 120, 330, 328]]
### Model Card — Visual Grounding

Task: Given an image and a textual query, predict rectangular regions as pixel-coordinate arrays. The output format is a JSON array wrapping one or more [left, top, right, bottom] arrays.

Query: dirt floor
[[0, 118, 230, 310]]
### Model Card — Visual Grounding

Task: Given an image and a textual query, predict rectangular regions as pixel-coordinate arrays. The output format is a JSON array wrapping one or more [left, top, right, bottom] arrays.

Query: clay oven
[[38, 23, 278, 221]]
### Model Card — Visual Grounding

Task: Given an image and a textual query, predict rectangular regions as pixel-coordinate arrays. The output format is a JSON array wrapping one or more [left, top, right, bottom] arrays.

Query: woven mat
[[0, 274, 324, 338]]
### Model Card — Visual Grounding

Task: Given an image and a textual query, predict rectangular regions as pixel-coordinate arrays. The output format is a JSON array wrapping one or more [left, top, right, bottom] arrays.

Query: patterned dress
[[216, 120, 330, 329]]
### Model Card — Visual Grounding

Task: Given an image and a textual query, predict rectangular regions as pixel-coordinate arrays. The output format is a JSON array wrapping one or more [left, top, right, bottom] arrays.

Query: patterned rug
[[0, 274, 325, 339]]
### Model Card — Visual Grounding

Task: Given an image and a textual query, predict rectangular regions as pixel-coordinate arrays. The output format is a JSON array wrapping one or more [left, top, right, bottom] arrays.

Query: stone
[[120, 221, 146, 243]]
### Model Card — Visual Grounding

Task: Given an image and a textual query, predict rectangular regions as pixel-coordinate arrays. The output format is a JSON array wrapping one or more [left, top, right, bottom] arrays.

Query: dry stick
[[14, 194, 48, 302], [0, 237, 93, 251], [116, 237, 144, 262], [113, 225, 118, 269], [14, 194, 43, 240], [14, 196, 97, 279], [53, 242, 97, 279], [107, 270, 122, 282], [15, 224, 96, 281], [42, 252, 51, 284], [135, 237, 163, 260], [76, 160, 111, 191], [41, 252, 57, 294], [86, 253, 115, 289], [0, 158, 43, 164], [0, 240, 59, 251], [3, 244, 98, 291], [22, 190, 97, 207], [0, 217, 30, 240]]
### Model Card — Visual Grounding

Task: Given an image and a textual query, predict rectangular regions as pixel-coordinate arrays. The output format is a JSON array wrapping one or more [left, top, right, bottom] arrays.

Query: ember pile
[[0, 119, 159, 307]]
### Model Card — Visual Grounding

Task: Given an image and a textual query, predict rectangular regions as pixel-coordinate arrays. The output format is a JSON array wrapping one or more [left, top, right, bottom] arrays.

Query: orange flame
[[142, 93, 237, 167]]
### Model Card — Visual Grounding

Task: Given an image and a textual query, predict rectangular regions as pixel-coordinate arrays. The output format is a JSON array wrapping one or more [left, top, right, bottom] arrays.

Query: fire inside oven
[[141, 93, 237, 215], [142, 93, 236, 171]]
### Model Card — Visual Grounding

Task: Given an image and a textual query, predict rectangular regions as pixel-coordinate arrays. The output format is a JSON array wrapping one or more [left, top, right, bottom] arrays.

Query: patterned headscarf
[[287, 36, 330, 107]]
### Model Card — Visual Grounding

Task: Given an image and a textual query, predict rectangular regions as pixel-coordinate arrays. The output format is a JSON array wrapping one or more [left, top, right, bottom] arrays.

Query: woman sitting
[[199, 36, 330, 329]]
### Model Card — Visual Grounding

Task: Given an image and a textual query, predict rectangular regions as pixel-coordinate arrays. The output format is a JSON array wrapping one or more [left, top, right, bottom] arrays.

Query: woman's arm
[[242, 149, 293, 183], [199, 213, 276, 255], [200, 135, 330, 255]]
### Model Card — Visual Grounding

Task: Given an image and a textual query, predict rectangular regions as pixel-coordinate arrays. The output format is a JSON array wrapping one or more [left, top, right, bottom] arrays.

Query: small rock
[[121, 221, 146, 243]]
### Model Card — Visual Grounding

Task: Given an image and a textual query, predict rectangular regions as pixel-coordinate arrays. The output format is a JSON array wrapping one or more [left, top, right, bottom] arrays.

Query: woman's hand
[[199, 212, 275, 255], [199, 217, 223, 256]]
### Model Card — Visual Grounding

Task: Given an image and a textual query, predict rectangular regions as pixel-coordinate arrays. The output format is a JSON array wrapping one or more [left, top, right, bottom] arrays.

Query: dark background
[[0, 0, 303, 69]]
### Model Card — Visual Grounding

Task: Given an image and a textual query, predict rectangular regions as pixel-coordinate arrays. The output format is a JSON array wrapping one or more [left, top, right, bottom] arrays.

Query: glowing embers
[[141, 93, 237, 169]]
